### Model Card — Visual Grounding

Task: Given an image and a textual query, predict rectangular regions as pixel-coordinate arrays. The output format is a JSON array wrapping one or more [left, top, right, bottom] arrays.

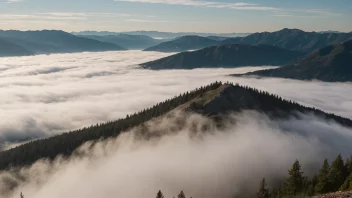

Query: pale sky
[[0, 0, 351, 33]]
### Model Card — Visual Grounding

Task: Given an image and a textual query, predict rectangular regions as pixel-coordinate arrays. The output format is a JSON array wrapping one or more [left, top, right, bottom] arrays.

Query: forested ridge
[[0, 82, 223, 171], [1, 82, 352, 172]]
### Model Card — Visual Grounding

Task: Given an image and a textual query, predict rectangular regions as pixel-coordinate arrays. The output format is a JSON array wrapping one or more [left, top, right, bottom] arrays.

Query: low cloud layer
[[1, 111, 352, 198], [0, 50, 351, 147]]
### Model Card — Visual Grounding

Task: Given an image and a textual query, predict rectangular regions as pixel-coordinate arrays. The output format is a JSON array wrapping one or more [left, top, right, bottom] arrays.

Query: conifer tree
[[156, 190, 164, 198], [340, 172, 352, 191], [257, 178, 270, 198], [328, 154, 347, 191], [315, 159, 330, 194], [178, 191, 186, 198], [285, 160, 304, 196], [345, 157, 352, 176], [306, 175, 318, 196]]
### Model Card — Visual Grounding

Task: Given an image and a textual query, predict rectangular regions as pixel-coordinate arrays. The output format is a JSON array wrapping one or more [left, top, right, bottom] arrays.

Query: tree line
[[257, 154, 352, 198]]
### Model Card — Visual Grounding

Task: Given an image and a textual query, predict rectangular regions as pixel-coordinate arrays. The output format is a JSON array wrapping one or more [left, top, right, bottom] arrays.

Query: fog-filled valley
[[0, 51, 352, 198], [1, 51, 352, 148]]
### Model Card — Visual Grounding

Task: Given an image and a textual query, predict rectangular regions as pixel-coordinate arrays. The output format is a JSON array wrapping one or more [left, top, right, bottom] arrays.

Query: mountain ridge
[[0, 30, 125, 56], [143, 35, 219, 52], [221, 28, 352, 52], [81, 34, 164, 49], [236, 39, 352, 82], [0, 82, 351, 172], [141, 44, 305, 69]]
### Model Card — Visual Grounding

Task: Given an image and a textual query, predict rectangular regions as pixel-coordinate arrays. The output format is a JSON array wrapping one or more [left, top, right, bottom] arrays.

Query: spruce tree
[[156, 190, 164, 198], [328, 154, 347, 192], [340, 172, 352, 191], [315, 159, 330, 194], [285, 160, 304, 196], [178, 191, 186, 198], [257, 178, 270, 198], [306, 175, 318, 196], [345, 157, 352, 176]]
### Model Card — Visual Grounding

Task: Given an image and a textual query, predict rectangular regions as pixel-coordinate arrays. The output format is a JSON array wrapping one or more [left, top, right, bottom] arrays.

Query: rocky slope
[[314, 191, 352, 198]]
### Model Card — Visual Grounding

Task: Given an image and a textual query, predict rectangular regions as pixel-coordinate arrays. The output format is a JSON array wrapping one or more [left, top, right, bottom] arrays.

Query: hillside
[[0, 82, 351, 171], [143, 35, 219, 52], [0, 30, 125, 55], [314, 191, 352, 198], [0, 37, 34, 57], [237, 39, 352, 82], [141, 44, 305, 69], [221, 28, 352, 52], [82, 34, 164, 49]]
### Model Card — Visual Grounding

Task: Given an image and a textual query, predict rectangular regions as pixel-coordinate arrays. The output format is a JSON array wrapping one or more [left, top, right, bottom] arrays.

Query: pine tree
[[156, 190, 164, 198], [345, 157, 352, 176], [328, 154, 347, 192], [306, 175, 318, 196], [315, 159, 330, 194], [257, 178, 270, 198], [340, 172, 352, 191], [285, 160, 304, 196], [178, 191, 186, 198]]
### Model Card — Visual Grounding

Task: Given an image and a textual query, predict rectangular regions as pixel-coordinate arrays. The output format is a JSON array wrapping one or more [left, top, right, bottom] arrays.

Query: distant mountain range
[[0, 30, 125, 57], [1, 82, 351, 171], [236, 39, 352, 82], [142, 29, 352, 53], [221, 28, 352, 53], [72, 30, 250, 39], [81, 34, 165, 49], [141, 44, 305, 69], [143, 35, 219, 52]]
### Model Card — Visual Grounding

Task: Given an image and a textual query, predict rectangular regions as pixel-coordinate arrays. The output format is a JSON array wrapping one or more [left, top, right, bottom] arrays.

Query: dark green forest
[[1, 82, 352, 173], [257, 154, 352, 198]]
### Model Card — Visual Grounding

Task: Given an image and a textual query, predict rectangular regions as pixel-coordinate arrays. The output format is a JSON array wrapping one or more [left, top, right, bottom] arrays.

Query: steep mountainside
[[0, 82, 351, 171], [238, 39, 352, 82], [221, 28, 352, 52], [141, 44, 305, 69], [0, 30, 125, 54], [143, 35, 219, 52], [82, 34, 163, 49], [0, 37, 34, 57]]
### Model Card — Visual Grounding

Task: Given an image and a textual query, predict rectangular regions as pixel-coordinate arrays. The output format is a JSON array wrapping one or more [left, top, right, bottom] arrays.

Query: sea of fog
[[0, 50, 351, 147], [0, 51, 352, 198]]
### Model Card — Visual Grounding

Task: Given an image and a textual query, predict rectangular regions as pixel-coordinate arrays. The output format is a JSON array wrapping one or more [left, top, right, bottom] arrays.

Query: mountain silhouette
[[0, 30, 125, 55], [0, 37, 34, 57], [141, 44, 304, 69], [143, 35, 219, 52], [238, 39, 352, 82], [221, 28, 352, 52], [81, 34, 165, 50]]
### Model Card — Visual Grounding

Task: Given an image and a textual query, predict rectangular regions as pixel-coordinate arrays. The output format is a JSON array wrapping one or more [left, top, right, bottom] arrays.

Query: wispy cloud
[[127, 19, 168, 23], [114, 0, 279, 11], [273, 8, 342, 19], [5, 0, 23, 3]]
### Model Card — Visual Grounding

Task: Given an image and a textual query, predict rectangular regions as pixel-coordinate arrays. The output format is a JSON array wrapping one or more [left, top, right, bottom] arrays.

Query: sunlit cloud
[[114, 0, 279, 11]]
